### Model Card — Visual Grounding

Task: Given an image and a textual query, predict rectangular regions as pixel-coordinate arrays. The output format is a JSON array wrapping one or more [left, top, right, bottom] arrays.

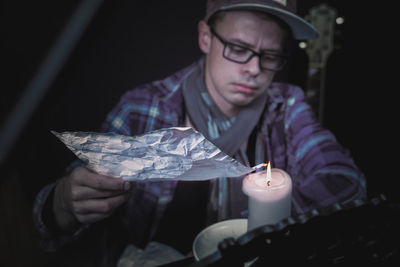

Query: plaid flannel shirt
[[33, 58, 366, 252]]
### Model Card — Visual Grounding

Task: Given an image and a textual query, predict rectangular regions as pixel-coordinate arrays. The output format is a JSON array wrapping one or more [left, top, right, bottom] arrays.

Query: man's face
[[199, 10, 287, 117]]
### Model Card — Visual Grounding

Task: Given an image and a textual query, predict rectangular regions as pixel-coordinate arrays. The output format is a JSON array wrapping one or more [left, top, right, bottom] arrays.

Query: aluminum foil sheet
[[52, 127, 253, 181]]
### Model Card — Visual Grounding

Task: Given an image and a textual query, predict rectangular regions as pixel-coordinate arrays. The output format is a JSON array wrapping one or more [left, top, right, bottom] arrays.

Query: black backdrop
[[0, 0, 396, 265]]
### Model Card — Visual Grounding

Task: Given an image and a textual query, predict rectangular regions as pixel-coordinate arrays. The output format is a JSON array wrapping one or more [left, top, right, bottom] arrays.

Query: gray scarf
[[182, 58, 267, 222]]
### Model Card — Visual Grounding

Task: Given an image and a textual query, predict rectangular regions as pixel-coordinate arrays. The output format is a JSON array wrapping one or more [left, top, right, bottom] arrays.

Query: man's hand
[[52, 166, 132, 232]]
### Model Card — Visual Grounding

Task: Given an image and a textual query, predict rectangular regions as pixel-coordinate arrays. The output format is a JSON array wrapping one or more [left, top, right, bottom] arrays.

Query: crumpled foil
[[51, 127, 253, 181]]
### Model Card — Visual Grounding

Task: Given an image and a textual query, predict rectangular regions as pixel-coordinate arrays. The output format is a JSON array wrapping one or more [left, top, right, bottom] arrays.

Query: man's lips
[[232, 83, 258, 94]]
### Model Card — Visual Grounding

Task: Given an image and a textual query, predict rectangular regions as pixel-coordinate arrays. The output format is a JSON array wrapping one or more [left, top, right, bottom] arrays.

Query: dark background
[[0, 0, 395, 266]]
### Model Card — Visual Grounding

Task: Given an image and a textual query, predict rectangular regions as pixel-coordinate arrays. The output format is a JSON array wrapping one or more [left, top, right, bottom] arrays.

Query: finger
[[71, 185, 128, 201], [72, 192, 130, 215], [73, 167, 132, 191], [75, 212, 111, 224]]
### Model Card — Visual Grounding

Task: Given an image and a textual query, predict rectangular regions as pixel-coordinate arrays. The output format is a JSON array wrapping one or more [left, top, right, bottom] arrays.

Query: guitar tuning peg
[[336, 17, 345, 25], [299, 41, 307, 49]]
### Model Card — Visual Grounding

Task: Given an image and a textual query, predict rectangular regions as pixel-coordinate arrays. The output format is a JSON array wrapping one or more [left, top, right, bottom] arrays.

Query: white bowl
[[192, 218, 248, 261]]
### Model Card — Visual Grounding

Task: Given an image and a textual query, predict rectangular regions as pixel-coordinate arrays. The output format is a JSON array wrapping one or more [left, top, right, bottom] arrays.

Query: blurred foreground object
[[162, 194, 400, 266]]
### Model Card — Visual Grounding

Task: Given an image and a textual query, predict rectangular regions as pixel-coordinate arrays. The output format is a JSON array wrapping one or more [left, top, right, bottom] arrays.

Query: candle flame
[[266, 161, 271, 185]]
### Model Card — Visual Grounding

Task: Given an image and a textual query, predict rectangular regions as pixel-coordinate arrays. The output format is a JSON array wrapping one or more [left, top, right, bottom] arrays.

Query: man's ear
[[198, 20, 212, 54]]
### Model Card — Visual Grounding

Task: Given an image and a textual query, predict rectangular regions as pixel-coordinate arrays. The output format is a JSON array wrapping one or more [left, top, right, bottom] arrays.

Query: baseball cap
[[205, 0, 319, 40]]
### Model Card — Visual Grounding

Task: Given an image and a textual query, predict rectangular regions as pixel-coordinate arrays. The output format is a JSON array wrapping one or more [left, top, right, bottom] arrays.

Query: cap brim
[[219, 4, 319, 40]]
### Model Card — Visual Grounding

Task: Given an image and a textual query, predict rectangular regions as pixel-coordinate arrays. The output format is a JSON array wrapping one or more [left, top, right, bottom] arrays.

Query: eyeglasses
[[210, 27, 287, 72]]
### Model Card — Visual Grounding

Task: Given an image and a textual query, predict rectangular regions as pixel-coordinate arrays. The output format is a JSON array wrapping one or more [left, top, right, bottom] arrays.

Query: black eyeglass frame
[[209, 27, 288, 72]]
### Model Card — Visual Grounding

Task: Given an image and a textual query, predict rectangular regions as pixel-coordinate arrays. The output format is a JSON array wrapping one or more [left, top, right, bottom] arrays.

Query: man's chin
[[232, 96, 257, 108]]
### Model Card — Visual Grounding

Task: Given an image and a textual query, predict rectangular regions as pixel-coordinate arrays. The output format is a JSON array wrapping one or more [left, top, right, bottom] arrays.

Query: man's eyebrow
[[228, 38, 282, 54], [229, 37, 255, 49]]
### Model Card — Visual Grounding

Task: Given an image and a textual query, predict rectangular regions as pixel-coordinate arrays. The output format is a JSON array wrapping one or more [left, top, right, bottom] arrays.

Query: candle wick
[[267, 181, 271, 186]]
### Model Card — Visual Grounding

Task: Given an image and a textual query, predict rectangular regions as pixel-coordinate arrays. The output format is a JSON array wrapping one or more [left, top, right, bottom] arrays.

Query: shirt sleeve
[[99, 85, 159, 136], [284, 86, 367, 214], [32, 181, 89, 252]]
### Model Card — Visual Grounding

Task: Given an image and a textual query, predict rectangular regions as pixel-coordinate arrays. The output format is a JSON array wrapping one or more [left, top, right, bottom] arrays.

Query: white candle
[[242, 163, 292, 231]]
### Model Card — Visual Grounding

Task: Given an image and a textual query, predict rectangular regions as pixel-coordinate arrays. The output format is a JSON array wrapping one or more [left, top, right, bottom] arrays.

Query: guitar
[[303, 3, 339, 124]]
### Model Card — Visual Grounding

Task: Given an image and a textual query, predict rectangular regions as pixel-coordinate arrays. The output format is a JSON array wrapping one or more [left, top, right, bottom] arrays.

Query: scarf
[[182, 58, 267, 222]]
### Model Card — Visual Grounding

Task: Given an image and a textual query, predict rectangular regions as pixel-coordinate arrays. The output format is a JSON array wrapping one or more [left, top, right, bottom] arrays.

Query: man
[[33, 0, 366, 265]]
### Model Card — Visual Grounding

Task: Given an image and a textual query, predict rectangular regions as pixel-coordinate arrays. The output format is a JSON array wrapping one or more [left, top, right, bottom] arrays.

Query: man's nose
[[242, 54, 261, 76]]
